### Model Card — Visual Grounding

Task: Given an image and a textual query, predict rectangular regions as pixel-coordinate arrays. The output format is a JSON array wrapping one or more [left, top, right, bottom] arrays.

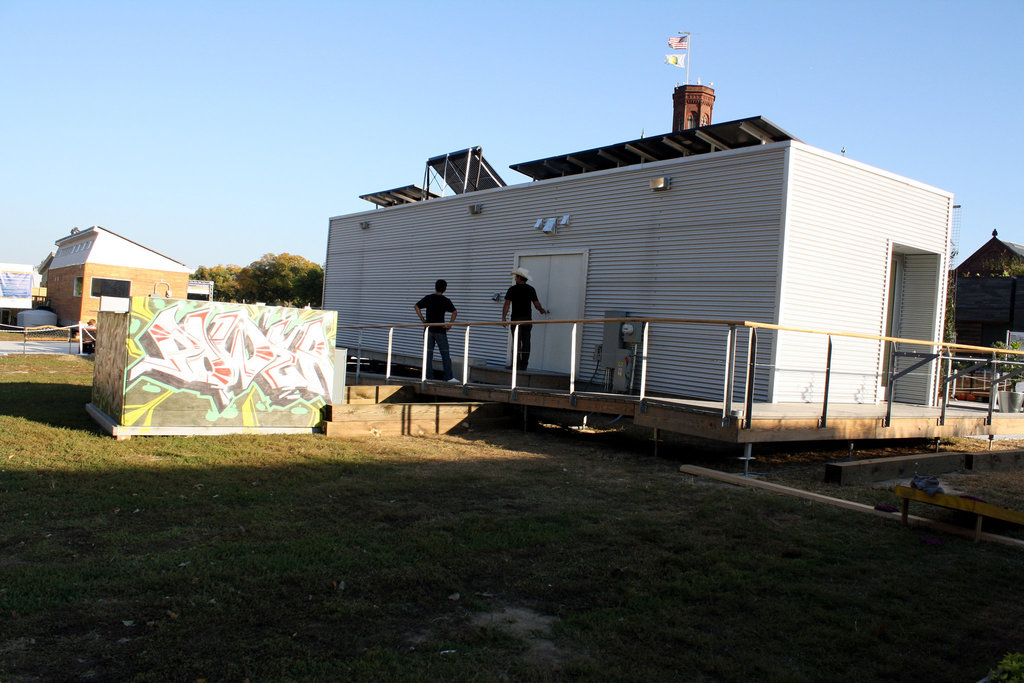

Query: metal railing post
[[569, 323, 577, 403], [420, 326, 429, 386], [511, 324, 520, 394], [987, 355, 997, 424], [883, 342, 896, 427], [462, 325, 470, 386], [939, 349, 953, 426], [722, 325, 737, 424], [356, 330, 364, 384], [386, 327, 394, 383], [640, 322, 651, 404], [819, 336, 833, 428], [743, 327, 757, 429]]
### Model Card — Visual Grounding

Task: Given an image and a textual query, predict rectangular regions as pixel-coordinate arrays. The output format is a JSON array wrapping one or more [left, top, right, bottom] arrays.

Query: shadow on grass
[[1, 356, 1022, 681], [2, 443, 1023, 682], [0, 381, 100, 431]]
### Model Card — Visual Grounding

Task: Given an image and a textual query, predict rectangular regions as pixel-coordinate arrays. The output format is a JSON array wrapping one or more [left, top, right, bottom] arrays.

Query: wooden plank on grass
[[894, 485, 1024, 526], [679, 465, 1024, 548], [824, 452, 967, 486]]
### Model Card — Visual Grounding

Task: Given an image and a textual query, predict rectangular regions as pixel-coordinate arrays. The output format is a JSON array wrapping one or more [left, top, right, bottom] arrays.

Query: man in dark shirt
[[414, 279, 458, 381], [501, 267, 547, 369]]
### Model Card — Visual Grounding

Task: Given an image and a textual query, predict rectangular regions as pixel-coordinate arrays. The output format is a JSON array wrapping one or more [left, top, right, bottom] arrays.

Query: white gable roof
[[50, 226, 191, 273]]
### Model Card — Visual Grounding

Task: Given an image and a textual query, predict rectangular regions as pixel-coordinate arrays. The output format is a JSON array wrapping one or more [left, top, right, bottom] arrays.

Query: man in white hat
[[502, 267, 547, 369]]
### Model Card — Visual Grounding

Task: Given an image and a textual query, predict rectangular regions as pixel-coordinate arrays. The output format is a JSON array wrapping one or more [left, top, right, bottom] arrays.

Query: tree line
[[192, 253, 323, 307]]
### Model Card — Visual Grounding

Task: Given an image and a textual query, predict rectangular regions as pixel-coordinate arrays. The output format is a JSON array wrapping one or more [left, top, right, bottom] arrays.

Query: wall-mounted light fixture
[[649, 176, 672, 191], [469, 204, 484, 215], [531, 214, 572, 234], [359, 221, 371, 230]]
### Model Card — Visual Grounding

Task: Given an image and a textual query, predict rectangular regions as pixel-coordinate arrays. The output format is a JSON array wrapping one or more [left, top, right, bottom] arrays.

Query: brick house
[[45, 226, 192, 325]]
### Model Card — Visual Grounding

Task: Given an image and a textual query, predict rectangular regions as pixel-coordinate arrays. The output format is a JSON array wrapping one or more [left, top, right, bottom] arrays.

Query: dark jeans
[[511, 323, 533, 368], [427, 331, 453, 380]]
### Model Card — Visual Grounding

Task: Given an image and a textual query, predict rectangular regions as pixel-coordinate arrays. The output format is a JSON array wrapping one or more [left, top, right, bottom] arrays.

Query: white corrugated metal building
[[323, 117, 953, 406]]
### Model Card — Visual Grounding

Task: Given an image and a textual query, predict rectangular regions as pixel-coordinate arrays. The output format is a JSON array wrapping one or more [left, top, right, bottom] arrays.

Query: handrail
[[338, 314, 1024, 428], [337, 316, 1024, 358]]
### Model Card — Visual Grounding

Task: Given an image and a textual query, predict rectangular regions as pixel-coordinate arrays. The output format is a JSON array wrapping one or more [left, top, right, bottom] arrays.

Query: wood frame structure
[[895, 485, 1024, 542]]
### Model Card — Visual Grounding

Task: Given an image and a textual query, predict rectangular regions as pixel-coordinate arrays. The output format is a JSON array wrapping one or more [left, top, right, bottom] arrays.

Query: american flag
[[668, 35, 689, 50]]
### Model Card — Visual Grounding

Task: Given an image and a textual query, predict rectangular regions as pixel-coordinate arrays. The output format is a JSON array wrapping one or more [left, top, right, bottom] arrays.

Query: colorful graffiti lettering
[[122, 298, 336, 426]]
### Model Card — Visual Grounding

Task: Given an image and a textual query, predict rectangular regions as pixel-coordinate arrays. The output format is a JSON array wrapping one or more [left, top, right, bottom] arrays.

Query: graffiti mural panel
[[108, 298, 336, 429]]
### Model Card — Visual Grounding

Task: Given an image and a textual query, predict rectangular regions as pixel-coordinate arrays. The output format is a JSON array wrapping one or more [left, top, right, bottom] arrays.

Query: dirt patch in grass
[[470, 606, 568, 666]]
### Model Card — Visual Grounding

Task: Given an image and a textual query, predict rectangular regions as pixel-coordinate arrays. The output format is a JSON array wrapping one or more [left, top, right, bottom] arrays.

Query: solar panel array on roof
[[425, 147, 506, 194], [357, 118, 794, 206], [509, 116, 796, 181], [359, 147, 505, 206], [358, 185, 440, 208]]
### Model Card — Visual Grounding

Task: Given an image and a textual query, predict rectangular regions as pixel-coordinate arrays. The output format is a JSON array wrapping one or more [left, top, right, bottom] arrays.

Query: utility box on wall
[[87, 297, 337, 438]]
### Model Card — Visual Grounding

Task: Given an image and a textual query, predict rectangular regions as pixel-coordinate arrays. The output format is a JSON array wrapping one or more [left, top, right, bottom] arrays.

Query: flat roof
[[509, 116, 797, 181]]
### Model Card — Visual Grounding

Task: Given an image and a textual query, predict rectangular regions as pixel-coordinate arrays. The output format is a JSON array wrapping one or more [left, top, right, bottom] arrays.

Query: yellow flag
[[664, 54, 686, 68]]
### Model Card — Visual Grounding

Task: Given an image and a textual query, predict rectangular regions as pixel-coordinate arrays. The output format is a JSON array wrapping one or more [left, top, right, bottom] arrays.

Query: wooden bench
[[894, 485, 1024, 542]]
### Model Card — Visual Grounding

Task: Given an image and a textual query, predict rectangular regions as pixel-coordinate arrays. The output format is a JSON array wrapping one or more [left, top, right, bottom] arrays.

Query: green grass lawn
[[1, 355, 1022, 681]]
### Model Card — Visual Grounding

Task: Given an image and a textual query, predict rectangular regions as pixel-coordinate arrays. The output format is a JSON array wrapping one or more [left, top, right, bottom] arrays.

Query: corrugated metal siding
[[324, 140, 952, 405], [325, 144, 789, 400], [776, 144, 952, 404]]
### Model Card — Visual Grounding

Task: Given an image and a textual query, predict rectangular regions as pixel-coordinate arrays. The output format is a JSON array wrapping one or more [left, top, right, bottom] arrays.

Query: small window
[[90, 277, 131, 298], [73, 277, 83, 297]]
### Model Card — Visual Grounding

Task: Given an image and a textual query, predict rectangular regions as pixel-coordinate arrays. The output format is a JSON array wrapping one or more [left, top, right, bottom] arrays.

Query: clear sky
[[2, 0, 1021, 271]]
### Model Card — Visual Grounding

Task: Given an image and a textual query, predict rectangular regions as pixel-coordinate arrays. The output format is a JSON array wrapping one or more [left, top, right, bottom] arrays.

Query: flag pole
[[684, 31, 691, 85]]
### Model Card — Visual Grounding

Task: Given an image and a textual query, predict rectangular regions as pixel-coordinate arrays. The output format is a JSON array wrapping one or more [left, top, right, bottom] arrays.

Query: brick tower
[[672, 84, 716, 131]]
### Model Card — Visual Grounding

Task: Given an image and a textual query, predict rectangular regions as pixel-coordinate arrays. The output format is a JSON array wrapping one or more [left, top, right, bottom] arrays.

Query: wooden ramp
[[323, 384, 511, 437]]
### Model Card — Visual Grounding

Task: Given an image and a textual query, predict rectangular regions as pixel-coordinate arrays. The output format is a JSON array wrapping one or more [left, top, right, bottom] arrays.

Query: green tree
[[235, 253, 323, 307], [192, 264, 242, 302]]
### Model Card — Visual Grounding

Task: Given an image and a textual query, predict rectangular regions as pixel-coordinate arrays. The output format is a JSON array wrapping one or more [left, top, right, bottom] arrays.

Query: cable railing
[[938, 351, 1024, 426], [335, 316, 1024, 430]]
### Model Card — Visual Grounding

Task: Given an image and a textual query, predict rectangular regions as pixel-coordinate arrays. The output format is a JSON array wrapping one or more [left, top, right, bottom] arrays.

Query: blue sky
[[2, 0, 1021, 270]]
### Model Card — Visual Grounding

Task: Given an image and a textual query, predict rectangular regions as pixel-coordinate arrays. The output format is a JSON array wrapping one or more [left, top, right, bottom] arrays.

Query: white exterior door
[[515, 252, 587, 373]]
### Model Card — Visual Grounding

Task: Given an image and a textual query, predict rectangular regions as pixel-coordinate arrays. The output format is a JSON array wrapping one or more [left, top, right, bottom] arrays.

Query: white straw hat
[[510, 267, 531, 280]]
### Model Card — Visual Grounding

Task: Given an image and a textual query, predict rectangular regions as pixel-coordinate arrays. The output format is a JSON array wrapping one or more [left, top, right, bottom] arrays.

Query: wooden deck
[[337, 315, 1024, 444], [378, 375, 1024, 444]]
